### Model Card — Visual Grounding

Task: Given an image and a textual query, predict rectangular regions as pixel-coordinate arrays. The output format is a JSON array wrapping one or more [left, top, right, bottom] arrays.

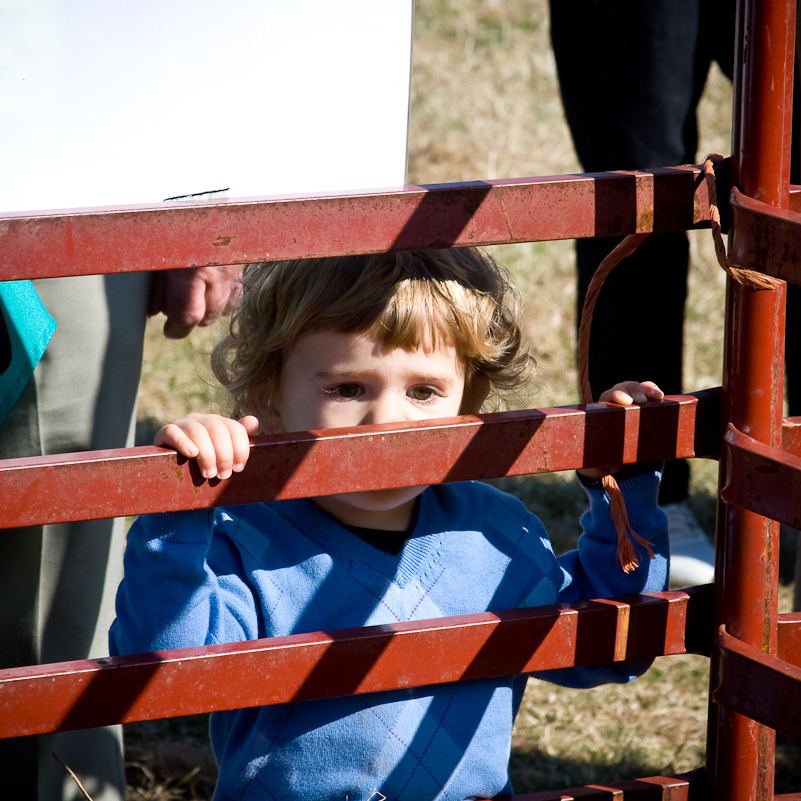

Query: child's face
[[271, 330, 466, 531]]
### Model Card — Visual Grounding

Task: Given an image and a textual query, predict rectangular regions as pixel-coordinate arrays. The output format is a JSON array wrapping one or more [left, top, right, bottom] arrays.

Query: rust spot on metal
[[533, 433, 550, 472], [212, 235, 235, 247], [636, 208, 655, 231], [497, 195, 514, 241]]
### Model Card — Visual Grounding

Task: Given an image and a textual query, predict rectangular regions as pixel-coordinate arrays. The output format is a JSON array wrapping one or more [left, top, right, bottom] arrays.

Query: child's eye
[[325, 383, 362, 399], [409, 386, 436, 402]]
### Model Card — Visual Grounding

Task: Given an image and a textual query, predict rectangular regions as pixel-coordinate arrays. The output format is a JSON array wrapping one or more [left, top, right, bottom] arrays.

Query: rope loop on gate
[[580, 154, 783, 572], [577, 233, 654, 573]]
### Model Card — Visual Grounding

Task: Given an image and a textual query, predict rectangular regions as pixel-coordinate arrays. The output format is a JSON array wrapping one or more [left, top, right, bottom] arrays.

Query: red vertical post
[[709, 0, 795, 798]]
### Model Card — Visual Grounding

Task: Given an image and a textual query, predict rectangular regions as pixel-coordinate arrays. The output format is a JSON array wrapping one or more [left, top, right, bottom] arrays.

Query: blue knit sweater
[[110, 470, 668, 801]]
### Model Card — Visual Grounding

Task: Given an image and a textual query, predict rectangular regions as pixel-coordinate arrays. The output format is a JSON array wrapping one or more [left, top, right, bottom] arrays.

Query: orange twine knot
[[702, 153, 782, 290]]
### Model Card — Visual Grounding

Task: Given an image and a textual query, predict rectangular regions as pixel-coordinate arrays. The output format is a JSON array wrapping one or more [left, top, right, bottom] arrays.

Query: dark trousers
[[549, 0, 799, 504]]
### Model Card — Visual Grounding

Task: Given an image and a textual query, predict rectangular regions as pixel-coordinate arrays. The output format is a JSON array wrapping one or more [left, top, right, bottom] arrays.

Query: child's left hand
[[578, 380, 664, 479]]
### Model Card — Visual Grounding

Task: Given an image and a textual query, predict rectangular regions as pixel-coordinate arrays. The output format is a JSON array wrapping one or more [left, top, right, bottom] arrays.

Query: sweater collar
[[287, 490, 442, 588]]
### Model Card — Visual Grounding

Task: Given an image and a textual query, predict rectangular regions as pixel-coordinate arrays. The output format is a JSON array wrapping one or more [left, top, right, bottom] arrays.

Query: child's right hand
[[578, 380, 664, 479], [154, 413, 260, 479]]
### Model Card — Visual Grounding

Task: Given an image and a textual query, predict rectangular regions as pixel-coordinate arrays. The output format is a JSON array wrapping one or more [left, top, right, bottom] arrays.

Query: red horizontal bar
[[721, 423, 801, 528], [728, 187, 801, 286], [0, 166, 716, 281], [509, 771, 701, 801], [778, 612, 801, 666], [790, 183, 801, 214], [782, 416, 801, 457], [714, 625, 801, 740], [0, 392, 720, 530], [0, 589, 710, 739], [519, 779, 801, 801]]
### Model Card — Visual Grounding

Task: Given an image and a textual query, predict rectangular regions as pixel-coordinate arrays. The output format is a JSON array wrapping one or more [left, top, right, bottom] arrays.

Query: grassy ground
[[127, 0, 801, 797]]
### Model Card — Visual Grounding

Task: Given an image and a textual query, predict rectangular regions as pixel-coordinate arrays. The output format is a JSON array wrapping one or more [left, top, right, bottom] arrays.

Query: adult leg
[[575, 234, 691, 503], [0, 272, 149, 801], [550, 0, 711, 505], [549, 0, 723, 586]]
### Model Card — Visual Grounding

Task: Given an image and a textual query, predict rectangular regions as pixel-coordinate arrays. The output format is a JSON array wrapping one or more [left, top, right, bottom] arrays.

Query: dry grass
[[129, 0, 801, 798], [511, 653, 711, 789], [124, 717, 217, 801]]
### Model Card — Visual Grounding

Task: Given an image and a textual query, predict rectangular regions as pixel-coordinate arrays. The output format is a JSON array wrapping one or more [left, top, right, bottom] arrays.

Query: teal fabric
[[0, 280, 56, 424]]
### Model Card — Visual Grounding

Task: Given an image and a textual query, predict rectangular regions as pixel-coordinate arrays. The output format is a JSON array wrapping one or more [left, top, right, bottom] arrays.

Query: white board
[[0, 0, 413, 212]]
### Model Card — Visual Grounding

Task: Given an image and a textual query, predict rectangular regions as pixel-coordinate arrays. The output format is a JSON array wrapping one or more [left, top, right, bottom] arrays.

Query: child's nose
[[361, 393, 408, 425]]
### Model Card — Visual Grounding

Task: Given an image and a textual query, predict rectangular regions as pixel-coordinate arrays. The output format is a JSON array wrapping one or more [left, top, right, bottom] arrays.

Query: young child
[[110, 248, 668, 801]]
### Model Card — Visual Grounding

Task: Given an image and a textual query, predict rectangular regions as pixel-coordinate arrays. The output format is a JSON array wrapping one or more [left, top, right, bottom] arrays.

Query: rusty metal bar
[[778, 612, 801, 665], [789, 184, 801, 213], [0, 166, 717, 281], [0, 391, 720, 530], [782, 416, 801, 456], [512, 789, 801, 801], [710, 0, 796, 797], [0, 588, 711, 740], [727, 188, 801, 285], [502, 771, 701, 801], [714, 626, 801, 740], [722, 423, 801, 528]]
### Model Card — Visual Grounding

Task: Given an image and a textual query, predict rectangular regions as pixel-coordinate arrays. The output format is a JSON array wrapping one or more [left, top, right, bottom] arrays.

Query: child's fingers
[[154, 421, 201, 458], [597, 380, 665, 406], [154, 414, 252, 480], [640, 380, 665, 400], [596, 382, 640, 405], [198, 416, 248, 479], [226, 416, 259, 475], [239, 415, 261, 436], [157, 415, 223, 478], [579, 381, 664, 479]]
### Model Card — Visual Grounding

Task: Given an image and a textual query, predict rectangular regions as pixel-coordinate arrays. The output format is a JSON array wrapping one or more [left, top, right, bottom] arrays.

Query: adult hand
[[148, 265, 243, 339]]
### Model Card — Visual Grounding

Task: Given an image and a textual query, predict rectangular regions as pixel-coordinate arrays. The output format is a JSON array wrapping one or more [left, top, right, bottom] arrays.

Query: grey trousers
[[0, 272, 150, 801]]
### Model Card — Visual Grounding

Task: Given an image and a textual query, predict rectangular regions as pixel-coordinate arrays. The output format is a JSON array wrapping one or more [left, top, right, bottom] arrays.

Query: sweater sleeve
[[556, 464, 668, 602], [109, 509, 259, 657], [538, 464, 669, 688]]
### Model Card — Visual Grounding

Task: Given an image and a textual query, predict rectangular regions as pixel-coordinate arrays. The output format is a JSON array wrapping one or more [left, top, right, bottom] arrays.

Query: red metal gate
[[2, 0, 801, 798]]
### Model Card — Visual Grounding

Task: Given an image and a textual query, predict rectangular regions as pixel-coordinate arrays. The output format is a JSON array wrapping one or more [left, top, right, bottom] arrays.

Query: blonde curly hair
[[212, 248, 535, 422]]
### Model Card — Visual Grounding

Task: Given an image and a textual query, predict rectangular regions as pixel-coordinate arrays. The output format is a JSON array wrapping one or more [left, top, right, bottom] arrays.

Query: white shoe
[[662, 502, 716, 588]]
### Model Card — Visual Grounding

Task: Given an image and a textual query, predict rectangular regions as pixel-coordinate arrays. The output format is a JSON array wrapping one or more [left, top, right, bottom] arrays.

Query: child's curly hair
[[212, 248, 535, 422]]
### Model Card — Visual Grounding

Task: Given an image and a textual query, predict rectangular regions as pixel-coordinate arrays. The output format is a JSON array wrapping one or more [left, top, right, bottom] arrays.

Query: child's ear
[[474, 375, 491, 411], [252, 385, 286, 434], [260, 412, 285, 435]]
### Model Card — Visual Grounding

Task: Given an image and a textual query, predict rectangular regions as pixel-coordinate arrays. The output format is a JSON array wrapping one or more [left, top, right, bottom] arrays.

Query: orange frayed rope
[[702, 153, 782, 290], [578, 155, 780, 572]]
